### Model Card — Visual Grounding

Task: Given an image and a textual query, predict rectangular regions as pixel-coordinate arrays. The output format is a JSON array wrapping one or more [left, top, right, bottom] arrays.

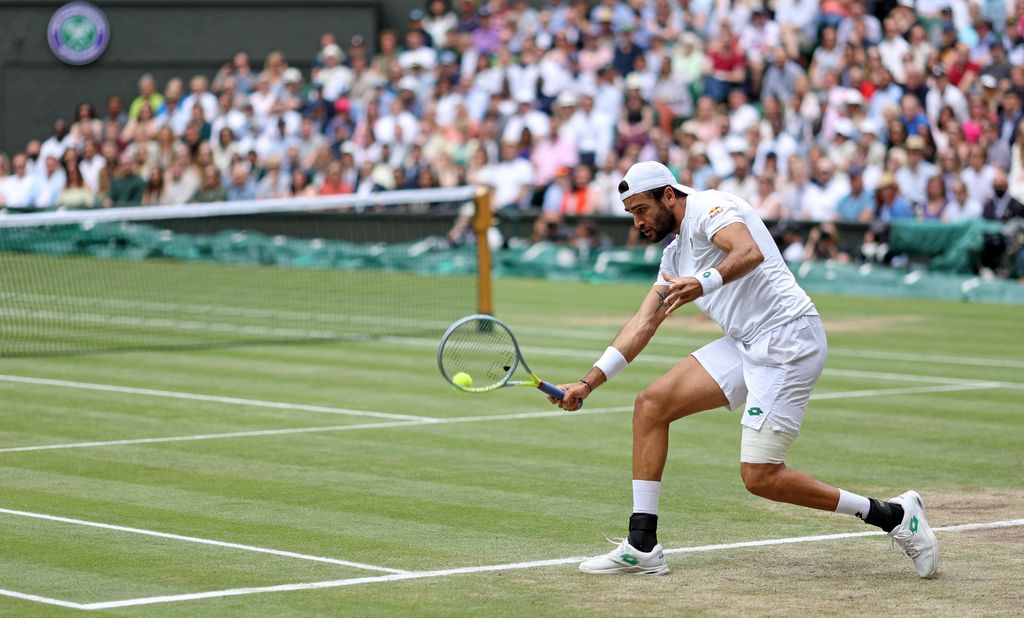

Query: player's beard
[[645, 199, 677, 242]]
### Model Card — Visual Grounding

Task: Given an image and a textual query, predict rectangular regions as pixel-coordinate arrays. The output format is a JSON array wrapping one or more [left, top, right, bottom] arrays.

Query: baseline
[[76, 518, 1024, 610]]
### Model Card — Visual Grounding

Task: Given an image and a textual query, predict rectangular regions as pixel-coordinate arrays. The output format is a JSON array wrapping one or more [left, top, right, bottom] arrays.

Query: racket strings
[[440, 319, 518, 388]]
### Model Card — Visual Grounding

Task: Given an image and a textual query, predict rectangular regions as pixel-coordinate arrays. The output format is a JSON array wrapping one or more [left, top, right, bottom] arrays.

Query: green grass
[[1, 276, 1022, 615]]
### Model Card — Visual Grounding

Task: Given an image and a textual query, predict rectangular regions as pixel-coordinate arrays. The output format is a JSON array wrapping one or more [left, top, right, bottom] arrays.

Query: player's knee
[[741, 463, 783, 498], [633, 388, 667, 426]]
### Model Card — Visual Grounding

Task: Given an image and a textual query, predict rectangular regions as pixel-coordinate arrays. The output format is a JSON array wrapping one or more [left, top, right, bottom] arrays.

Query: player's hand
[[660, 271, 703, 314], [548, 382, 587, 412]]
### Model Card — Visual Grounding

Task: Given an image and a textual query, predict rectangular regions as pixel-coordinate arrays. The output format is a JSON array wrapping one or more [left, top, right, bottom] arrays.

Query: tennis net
[[0, 186, 492, 356]]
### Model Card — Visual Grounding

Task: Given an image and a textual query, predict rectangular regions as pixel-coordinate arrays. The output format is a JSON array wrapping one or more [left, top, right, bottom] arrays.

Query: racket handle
[[537, 381, 584, 409]]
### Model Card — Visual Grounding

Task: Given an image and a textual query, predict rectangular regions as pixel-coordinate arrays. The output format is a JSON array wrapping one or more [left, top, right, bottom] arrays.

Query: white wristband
[[594, 346, 628, 380], [697, 267, 724, 296]]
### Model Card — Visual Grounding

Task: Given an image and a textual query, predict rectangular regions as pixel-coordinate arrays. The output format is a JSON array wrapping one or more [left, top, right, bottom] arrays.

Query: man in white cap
[[548, 160, 938, 579]]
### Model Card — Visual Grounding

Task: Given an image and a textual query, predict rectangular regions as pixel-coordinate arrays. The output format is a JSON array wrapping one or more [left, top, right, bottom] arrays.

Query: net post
[[472, 186, 494, 315]]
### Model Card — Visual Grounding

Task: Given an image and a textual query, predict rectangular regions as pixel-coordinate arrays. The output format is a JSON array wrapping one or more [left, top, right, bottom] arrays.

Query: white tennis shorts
[[691, 315, 828, 437]]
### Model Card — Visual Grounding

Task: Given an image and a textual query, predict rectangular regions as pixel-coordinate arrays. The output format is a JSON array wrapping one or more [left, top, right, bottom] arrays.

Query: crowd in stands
[[1, 0, 1024, 274]]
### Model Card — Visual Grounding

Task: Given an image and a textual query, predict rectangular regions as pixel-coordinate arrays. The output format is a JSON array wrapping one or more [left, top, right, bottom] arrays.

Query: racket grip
[[537, 381, 584, 408]]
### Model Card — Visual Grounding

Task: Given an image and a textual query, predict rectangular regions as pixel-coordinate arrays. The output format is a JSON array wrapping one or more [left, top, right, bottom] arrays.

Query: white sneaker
[[578, 539, 670, 575], [888, 490, 939, 578]]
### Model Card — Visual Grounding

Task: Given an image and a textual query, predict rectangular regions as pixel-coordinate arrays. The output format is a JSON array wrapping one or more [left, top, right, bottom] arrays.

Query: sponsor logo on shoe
[[746, 407, 763, 416], [620, 554, 639, 566], [910, 515, 919, 534]]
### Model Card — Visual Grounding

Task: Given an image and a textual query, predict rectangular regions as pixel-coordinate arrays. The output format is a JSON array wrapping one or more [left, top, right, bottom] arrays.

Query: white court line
[[0, 382, 1000, 455], [74, 517, 1024, 611], [0, 406, 634, 454], [0, 588, 86, 610], [0, 374, 432, 422], [0, 507, 405, 574]]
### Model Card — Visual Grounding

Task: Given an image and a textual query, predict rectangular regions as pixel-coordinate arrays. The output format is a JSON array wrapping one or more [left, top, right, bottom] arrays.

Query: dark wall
[[0, 0, 430, 155]]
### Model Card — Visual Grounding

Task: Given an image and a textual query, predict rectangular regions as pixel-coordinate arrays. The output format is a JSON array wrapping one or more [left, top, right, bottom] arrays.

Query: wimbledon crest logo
[[48, 2, 110, 66]]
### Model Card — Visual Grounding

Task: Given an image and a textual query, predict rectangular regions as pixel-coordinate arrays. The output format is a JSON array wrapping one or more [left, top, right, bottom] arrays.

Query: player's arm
[[661, 221, 764, 315], [549, 285, 669, 410]]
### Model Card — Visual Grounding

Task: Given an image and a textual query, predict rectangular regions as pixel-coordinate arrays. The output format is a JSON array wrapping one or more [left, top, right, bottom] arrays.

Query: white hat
[[556, 91, 578, 107], [322, 44, 344, 60], [618, 161, 695, 201], [835, 118, 856, 137], [624, 72, 644, 90], [725, 135, 749, 154], [844, 89, 865, 106], [859, 118, 881, 135], [282, 68, 303, 84], [397, 75, 418, 91]]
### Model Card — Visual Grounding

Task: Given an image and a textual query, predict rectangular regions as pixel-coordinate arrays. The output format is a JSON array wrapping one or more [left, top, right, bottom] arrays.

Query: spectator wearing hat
[[313, 44, 352, 102], [874, 172, 915, 221], [896, 135, 938, 207]]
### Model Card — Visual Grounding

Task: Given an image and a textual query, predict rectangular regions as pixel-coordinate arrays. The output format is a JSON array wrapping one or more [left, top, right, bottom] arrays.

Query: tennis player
[[549, 161, 938, 578]]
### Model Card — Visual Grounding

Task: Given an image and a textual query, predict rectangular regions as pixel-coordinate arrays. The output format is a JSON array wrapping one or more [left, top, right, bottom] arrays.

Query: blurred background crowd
[[1, 0, 1023, 274]]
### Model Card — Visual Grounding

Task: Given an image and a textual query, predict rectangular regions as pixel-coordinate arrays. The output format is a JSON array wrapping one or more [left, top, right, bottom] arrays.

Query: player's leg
[[737, 316, 938, 577], [579, 338, 745, 575]]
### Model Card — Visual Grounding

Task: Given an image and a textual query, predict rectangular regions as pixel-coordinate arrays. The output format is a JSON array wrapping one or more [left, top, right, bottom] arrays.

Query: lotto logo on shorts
[[746, 407, 763, 416]]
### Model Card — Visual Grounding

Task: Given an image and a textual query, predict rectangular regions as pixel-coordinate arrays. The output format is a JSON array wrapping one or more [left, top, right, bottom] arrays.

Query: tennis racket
[[437, 314, 577, 405]]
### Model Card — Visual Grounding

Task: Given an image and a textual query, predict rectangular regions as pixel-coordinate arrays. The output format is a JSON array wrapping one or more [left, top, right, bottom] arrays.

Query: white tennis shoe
[[578, 538, 670, 575], [888, 490, 939, 578]]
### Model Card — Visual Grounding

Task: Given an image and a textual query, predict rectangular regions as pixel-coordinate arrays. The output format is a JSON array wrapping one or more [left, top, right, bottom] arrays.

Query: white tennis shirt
[[655, 190, 816, 342]]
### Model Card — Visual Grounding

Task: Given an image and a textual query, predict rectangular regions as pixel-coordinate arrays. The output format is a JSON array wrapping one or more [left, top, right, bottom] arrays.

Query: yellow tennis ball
[[452, 372, 473, 388]]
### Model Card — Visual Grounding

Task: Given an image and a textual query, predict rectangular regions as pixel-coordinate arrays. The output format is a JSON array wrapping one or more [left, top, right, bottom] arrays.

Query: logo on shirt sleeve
[[708, 205, 723, 220]]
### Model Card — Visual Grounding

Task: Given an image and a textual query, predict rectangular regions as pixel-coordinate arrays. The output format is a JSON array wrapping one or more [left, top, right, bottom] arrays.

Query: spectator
[[107, 154, 145, 206], [719, 151, 757, 206], [896, 136, 939, 207], [802, 222, 849, 262], [140, 166, 165, 206], [55, 159, 96, 209], [129, 74, 165, 121], [703, 24, 745, 102], [189, 165, 227, 203], [479, 139, 533, 211], [919, 175, 949, 220], [944, 179, 983, 222], [801, 159, 849, 221], [318, 160, 353, 195], [751, 173, 783, 220], [225, 163, 257, 201], [836, 166, 875, 222], [961, 144, 998, 205], [874, 172, 915, 221], [35, 155, 67, 209], [1, 153, 39, 209], [982, 170, 1024, 221]]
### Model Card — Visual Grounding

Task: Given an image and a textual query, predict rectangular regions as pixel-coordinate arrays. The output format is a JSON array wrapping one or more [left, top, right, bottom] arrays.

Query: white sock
[[632, 480, 661, 515], [835, 489, 872, 520]]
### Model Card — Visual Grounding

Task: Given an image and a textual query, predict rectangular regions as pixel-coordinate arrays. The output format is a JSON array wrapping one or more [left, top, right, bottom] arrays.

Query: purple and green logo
[[48, 2, 110, 66]]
